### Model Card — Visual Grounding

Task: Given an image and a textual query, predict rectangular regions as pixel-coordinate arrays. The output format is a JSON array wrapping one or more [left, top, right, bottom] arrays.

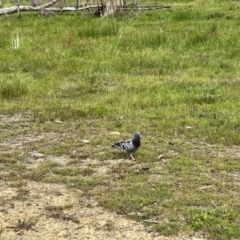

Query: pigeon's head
[[134, 132, 142, 139]]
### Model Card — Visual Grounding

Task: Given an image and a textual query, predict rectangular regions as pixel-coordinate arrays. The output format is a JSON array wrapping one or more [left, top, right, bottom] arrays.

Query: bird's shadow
[[112, 152, 131, 160]]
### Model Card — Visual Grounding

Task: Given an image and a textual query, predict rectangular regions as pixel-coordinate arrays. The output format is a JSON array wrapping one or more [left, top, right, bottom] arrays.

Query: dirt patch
[[0, 181, 161, 239], [0, 180, 209, 240]]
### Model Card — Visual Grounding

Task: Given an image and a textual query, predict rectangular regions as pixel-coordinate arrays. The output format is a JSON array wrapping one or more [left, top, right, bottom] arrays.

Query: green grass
[[0, 0, 240, 239]]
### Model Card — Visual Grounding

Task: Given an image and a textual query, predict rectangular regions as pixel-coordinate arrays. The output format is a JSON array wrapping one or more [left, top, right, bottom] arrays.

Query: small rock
[[198, 185, 215, 190], [109, 132, 120, 135], [30, 152, 44, 159], [36, 158, 45, 163], [55, 119, 63, 123], [72, 150, 77, 156]]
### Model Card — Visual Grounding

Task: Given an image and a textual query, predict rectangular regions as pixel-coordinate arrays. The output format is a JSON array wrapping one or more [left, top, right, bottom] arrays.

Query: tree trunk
[[95, 0, 122, 17]]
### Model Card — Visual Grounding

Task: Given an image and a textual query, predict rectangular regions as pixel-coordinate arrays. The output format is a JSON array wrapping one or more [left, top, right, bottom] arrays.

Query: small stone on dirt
[[109, 132, 120, 135], [30, 152, 44, 159]]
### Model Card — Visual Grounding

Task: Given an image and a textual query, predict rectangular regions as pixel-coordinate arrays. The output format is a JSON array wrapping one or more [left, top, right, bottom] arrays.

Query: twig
[[16, 0, 20, 17], [123, 5, 171, 11]]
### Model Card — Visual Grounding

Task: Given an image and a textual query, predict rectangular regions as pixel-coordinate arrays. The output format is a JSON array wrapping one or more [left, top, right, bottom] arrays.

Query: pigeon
[[112, 132, 141, 160]]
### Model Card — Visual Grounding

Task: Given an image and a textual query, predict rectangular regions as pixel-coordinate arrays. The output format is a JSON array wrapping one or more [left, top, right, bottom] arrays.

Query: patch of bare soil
[[0, 180, 159, 239], [0, 180, 208, 240], [1, 113, 230, 240]]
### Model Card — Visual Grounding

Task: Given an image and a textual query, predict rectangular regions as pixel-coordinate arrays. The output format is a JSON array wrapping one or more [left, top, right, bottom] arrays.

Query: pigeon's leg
[[130, 154, 135, 160]]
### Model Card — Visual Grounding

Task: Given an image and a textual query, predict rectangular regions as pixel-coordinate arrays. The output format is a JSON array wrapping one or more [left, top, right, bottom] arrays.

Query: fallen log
[[0, 0, 60, 15], [0, 4, 98, 15], [0, 0, 171, 17]]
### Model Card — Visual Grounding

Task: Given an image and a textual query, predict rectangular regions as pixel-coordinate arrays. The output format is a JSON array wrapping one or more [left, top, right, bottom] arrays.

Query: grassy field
[[0, 0, 240, 239]]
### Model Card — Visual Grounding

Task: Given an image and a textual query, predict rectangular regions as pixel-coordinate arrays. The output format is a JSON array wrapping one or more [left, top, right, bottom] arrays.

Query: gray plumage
[[112, 132, 141, 160]]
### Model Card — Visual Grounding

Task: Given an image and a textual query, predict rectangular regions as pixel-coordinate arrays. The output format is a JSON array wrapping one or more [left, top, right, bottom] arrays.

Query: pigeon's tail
[[112, 143, 122, 149]]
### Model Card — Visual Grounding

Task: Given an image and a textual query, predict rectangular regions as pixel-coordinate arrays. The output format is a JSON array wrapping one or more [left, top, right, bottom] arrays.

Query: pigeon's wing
[[121, 139, 135, 152], [113, 139, 135, 153]]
